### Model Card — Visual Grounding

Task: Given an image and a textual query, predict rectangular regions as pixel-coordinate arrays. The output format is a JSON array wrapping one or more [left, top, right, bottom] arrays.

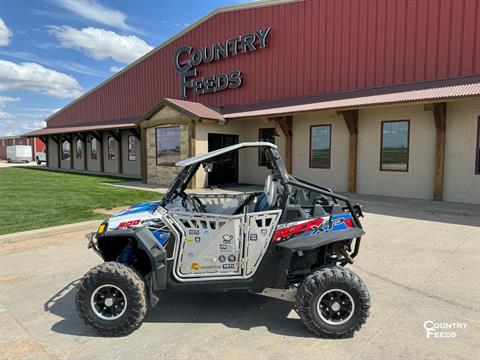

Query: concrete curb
[[0, 220, 101, 244]]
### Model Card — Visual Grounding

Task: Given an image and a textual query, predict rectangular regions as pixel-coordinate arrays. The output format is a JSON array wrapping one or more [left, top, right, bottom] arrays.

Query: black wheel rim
[[90, 284, 127, 320], [316, 288, 355, 325]]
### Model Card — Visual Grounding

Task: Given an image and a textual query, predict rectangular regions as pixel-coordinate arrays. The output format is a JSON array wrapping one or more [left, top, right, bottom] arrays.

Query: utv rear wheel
[[296, 266, 370, 338], [75, 262, 147, 336]]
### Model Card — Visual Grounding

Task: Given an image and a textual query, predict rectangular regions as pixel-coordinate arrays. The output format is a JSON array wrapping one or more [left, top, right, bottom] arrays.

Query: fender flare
[[97, 227, 168, 292], [276, 227, 365, 251]]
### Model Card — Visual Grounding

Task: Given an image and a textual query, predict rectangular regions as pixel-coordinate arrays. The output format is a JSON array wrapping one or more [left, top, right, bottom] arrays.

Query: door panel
[[244, 210, 282, 276], [171, 212, 244, 278]]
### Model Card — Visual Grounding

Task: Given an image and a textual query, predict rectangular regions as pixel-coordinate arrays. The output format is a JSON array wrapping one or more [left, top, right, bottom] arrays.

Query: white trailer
[[6, 145, 32, 163]]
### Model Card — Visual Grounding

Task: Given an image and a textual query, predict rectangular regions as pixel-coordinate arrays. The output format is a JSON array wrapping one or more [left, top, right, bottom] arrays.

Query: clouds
[[49, 26, 153, 64], [0, 96, 19, 120], [109, 65, 123, 73], [54, 0, 135, 32], [0, 60, 83, 98], [0, 18, 12, 46], [0, 49, 108, 78]]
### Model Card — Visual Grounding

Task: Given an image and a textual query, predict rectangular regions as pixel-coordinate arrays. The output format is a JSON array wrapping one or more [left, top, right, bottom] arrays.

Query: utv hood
[[111, 201, 161, 218]]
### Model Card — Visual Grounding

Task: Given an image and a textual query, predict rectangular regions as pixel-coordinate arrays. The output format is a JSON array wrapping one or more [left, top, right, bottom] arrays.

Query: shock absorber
[[287, 267, 295, 283], [117, 240, 134, 265]]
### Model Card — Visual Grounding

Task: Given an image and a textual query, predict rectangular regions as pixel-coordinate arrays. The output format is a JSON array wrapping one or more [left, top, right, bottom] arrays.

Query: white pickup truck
[[35, 150, 46, 165]]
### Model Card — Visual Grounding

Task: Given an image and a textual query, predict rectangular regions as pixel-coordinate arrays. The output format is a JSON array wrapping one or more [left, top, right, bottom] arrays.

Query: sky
[[0, 0, 254, 137]]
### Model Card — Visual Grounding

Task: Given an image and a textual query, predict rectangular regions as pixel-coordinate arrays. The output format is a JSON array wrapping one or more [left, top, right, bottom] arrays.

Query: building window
[[128, 135, 136, 161], [310, 125, 331, 169], [381, 120, 410, 171], [476, 117, 480, 175], [258, 128, 276, 166], [91, 137, 97, 160], [156, 126, 180, 165], [61, 140, 70, 160], [76, 139, 82, 159], [107, 136, 116, 160]]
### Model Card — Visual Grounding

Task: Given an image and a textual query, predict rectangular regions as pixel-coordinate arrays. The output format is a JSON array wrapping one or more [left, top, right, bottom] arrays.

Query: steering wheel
[[181, 192, 207, 213]]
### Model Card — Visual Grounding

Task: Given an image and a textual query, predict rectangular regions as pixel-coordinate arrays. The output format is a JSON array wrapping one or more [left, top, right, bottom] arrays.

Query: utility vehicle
[[76, 142, 370, 337]]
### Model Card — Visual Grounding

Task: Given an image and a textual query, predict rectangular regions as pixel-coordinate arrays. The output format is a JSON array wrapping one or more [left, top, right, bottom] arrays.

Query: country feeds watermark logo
[[423, 321, 468, 338]]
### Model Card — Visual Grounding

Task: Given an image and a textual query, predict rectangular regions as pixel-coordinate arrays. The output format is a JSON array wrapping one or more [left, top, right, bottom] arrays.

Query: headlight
[[97, 222, 108, 235]]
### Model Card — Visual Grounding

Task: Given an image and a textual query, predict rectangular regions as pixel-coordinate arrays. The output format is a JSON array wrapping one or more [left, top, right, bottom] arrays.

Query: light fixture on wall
[[273, 118, 280, 137]]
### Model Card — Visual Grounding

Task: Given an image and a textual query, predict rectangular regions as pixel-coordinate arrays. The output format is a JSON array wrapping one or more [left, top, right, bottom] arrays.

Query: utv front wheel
[[296, 266, 370, 338], [75, 262, 147, 336]]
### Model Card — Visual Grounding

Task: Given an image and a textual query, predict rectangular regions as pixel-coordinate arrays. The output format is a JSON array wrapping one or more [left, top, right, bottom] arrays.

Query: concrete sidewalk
[[0, 198, 479, 359]]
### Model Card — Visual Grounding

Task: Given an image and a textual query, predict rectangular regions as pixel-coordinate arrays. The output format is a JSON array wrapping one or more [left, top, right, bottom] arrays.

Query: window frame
[[380, 120, 410, 172], [475, 116, 480, 175], [128, 135, 136, 161], [258, 127, 276, 166], [76, 138, 82, 159], [107, 136, 116, 161], [61, 140, 71, 161], [91, 137, 97, 160], [156, 126, 181, 166], [309, 124, 332, 169]]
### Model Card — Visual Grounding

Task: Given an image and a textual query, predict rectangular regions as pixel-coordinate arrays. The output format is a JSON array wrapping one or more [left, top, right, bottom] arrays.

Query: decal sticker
[[223, 234, 233, 242], [249, 234, 258, 241], [186, 237, 193, 243], [272, 214, 354, 242], [195, 237, 201, 243], [187, 252, 195, 258], [118, 219, 141, 228], [219, 243, 234, 252], [152, 231, 170, 245], [218, 255, 226, 263], [191, 262, 200, 270], [222, 264, 235, 269], [202, 265, 221, 270], [189, 230, 200, 235], [228, 255, 236, 262], [261, 229, 268, 235]]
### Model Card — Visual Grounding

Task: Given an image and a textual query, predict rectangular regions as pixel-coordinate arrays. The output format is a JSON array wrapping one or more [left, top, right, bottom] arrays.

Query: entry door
[[208, 133, 239, 185]]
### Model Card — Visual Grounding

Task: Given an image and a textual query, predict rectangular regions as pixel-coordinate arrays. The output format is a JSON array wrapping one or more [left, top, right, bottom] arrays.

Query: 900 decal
[[118, 219, 141, 228]]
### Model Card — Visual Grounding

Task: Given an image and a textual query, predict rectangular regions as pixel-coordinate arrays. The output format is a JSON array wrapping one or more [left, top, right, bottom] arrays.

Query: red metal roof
[[45, 0, 480, 128], [163, 98, 223, 121], [223, 82, 480, 118]]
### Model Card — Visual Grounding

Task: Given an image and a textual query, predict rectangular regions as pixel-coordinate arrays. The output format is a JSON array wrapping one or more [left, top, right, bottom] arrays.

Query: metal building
[[25, 0, 480, 204]]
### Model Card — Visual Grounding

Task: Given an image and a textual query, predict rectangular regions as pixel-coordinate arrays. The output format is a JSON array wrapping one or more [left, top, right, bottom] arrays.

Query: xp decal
[[272, 214, 354, 242]]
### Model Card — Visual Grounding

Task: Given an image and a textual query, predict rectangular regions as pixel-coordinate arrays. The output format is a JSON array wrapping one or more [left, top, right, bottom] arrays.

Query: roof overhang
[[23, 118, 138, 137], [140, 98, 224, 124], [222, 81, 480, 119]]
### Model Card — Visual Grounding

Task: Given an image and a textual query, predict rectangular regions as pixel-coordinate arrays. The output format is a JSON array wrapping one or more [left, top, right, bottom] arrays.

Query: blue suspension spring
[[287, 267, 295, 283], [117, 244, 134, 264]]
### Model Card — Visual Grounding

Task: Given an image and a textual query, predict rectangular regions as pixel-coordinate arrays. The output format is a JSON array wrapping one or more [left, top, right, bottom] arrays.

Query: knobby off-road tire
[[296, 265, 370, 338], [75, 262, 147, 336]]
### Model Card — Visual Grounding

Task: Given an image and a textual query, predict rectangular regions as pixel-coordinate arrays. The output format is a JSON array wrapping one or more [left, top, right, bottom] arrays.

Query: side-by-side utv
[[76, 142, 370, 337]]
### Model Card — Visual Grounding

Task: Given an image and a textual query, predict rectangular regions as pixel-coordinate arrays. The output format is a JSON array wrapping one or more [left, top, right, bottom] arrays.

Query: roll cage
[[159, 141, 363, 230]]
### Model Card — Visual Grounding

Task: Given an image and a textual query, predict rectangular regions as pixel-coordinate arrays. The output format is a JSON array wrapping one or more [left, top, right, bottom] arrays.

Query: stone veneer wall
[[142, 106, 192, 185]]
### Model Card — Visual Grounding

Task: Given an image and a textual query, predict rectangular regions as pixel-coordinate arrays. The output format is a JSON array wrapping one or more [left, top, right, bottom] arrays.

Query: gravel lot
[[0, 200, 479, 359]]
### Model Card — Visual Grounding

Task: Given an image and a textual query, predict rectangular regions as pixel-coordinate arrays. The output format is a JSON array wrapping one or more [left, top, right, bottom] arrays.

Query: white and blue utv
[[76, 142, 370, 337]]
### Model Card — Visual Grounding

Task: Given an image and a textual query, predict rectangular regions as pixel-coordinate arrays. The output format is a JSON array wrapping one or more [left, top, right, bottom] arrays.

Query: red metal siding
[[48, 0, 480, 127]]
